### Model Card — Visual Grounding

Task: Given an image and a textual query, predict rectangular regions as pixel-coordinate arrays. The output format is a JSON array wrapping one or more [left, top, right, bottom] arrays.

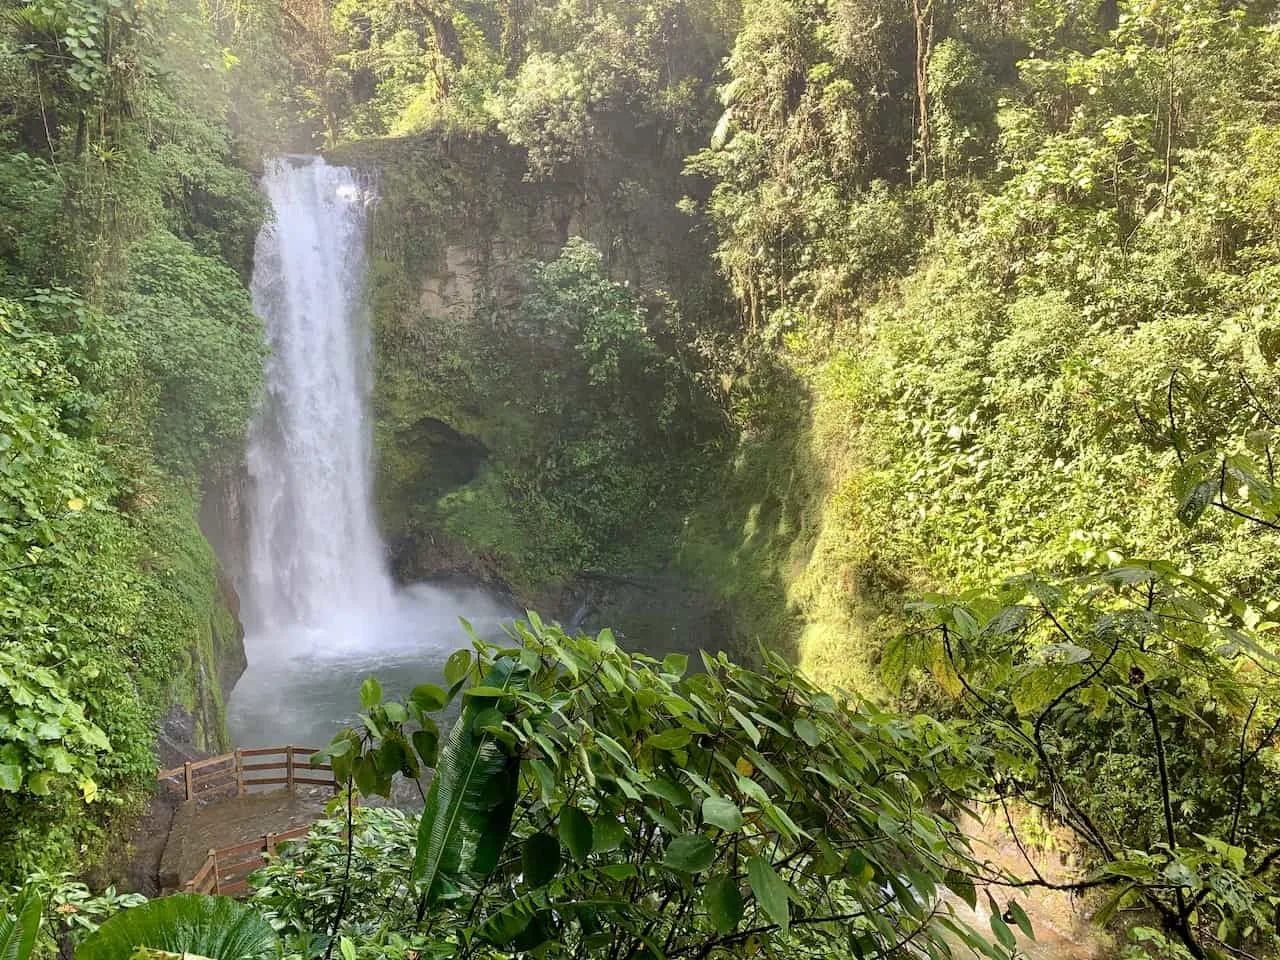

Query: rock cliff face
[[193, 483, 251, 751], [331, 133, 733, 639], [352, 136, 561, 594], [186, 570, 247, 752]]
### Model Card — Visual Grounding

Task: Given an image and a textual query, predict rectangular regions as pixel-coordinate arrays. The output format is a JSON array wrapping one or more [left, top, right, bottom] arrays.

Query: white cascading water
[[228, 156, 511, 748], [243, 157, 393, 634]]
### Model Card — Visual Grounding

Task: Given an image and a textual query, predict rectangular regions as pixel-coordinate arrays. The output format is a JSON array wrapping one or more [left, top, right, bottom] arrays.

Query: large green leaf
[[413, 657, 524, 903], [476, 867, 631, 947], [0, 765, 21, 793], [747, 856, 791, 933], [559, 807, 593, 862], [523, 833, 561, 887], [701, 795, 743, 832], [0, 886, 41, 960], [646, 728, 692, 751], [704, 874, 744, 935], [359, 675, 382, 709], [664, 835, 715, 873], [75, 895, 276, 960], [443, 649, 472, 685], [590, 814, 626, 853]]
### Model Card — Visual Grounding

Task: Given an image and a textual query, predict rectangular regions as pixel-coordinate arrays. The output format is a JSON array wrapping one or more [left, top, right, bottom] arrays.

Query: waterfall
[[227, 156, 513, 747], [242, 156, 394, 636]]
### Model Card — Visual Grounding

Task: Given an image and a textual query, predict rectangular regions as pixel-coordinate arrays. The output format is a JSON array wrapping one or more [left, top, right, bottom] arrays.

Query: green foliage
[[485, 238, 714, 562], [0, 145, 60, 276], [0, 646, 109, 798], [677, 0, 1280, 691], [0, 298, 118, 850], [372, 232, 724, 589], [77, 895, 278, 960], [674, 8, 1280, 956], [0, 887, 41, 960], [116, 232, 265, 475], [896, 560, 1280, 958], [306, 619, 1014, 960], [0, 288, 254, 879], [335, 0, 737, 590], [0, 297, 98, 651], [685, 0, 916, 326], [927, 37, 996, 180], [297, 0, 732, 157], [8, 7, 1280, 960], [499, 52, 589, 178], [0, 873, 146, 959], [250, 808, 423, 958], [0, 0, 268, 877], [6, 0, 153, 113], [412, 658, 523, 903]]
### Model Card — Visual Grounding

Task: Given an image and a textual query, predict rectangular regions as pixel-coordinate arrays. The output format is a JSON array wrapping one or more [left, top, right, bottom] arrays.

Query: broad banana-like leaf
[[413, 656, 523, 904], [0, 886, 41, 960], [75, 895, 276, 960]]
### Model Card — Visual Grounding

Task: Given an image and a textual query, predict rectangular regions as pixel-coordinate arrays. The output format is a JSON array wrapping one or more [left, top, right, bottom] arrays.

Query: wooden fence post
[[183, 761, 194, 802], [235, 748, 245, 797], [209, 849, 220, 896], [286, 744, 295, 793]]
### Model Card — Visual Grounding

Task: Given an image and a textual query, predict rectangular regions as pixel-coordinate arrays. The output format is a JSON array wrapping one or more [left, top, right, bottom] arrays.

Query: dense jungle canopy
[[4, 0, 1280, 958]]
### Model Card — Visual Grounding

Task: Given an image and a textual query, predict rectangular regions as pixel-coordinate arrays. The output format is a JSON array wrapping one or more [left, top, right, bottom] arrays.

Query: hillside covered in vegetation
[[4, 0, 1280, 958]]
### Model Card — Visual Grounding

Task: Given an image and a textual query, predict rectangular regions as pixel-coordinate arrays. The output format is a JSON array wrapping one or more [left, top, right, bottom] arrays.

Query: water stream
[[227, 156, 511, 749]]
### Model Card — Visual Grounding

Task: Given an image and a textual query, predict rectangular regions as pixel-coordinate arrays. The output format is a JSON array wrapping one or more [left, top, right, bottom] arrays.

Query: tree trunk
[[413, 0, 462, 98], [501, 0, 525, 76], [431, 9, 463, 69], [911, 0, 936, 183], [1098, 0, 1119, 32]]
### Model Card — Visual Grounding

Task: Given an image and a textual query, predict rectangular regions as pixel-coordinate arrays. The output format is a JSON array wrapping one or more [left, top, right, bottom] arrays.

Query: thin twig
[[321, 777, 357, 960]]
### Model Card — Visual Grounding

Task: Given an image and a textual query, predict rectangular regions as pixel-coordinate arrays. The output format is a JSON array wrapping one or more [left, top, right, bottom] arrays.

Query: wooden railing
[[157, 745, 351, 896], [184, 824, 313, 897], [157, 745, 336, 802]]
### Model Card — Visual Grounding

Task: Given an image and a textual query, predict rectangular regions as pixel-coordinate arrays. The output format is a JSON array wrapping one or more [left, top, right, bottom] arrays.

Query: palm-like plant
[[0, 886, 41, 960], [413, 657, 524, 905], [75, 895, 277, 960]]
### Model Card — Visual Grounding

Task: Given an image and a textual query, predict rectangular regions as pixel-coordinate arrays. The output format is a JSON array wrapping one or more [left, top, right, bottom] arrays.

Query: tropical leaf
[[704, 874, 744, 935], [75, 895, 276, 960], [663, 834, 715, 873], [1006, 900, 1034, 940], [0, 886, 41, 960], [476, 867, 634, 947], [413, 657, 525, 903], [1177, 479, 1217, 527], [559, 807, 593, 862], [521, 833, 562, 888], [701, 795, 743, 832], [746, 856, 792, 933]]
